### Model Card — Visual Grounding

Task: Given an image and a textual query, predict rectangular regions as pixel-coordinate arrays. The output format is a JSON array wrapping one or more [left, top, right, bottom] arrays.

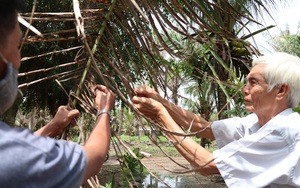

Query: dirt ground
[[100, 155, 227, 188]]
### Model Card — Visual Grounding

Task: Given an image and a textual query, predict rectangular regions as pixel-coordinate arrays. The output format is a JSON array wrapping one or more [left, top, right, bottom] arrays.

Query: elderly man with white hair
[[132, 52, 300, 187]]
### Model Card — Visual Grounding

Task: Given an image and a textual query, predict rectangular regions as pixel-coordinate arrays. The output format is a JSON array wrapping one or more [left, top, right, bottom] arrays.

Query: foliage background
[[2, 0, 300, 187]]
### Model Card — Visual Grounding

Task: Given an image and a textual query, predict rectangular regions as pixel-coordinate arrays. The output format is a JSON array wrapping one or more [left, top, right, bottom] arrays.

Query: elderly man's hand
[[132, 95, 167, 121], [134, 85, 160, 101]]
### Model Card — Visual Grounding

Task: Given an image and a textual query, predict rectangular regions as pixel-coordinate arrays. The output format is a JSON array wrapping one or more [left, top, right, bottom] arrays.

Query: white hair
[[252, 52, 300, 108]]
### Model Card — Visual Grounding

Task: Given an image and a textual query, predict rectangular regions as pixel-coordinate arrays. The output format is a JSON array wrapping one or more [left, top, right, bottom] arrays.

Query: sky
[[251, 0, 300, 53]]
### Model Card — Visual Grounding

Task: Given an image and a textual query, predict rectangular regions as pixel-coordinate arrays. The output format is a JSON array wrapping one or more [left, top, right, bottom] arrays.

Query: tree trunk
[[117, 107, 124, 135], [217, 86, 229, 119], [215, 47, 230, 120]]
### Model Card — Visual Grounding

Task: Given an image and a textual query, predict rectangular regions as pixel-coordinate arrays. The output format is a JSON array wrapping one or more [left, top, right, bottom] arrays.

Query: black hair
[[0, 0, 24, 47]]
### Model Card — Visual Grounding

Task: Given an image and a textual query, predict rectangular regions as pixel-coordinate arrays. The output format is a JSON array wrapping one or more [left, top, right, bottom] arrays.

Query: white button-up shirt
[[212, 108, 300, 187]]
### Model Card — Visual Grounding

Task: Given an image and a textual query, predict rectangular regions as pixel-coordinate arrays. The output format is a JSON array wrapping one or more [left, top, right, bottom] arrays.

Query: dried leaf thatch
[[18, 0, 278, 185]]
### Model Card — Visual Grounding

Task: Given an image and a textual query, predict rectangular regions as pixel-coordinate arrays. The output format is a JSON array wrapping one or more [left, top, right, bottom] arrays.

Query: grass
[[120, 135, 169, 143], [113, 135, 217, 157]]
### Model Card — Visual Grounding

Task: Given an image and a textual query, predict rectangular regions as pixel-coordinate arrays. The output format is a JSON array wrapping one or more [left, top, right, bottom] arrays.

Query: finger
[[68, 109, 80, 118], [106, 89, 114, 95], [95, 90, 108, 99], [58, 105, 67, 111], [70, 118, 77, 126], [111, 91, 116, 98], [132, 98, 144, 108], [95, 85, 108, 93], [132, 96, 151, 108], [104, 89, 116, 99], [132, 96, 140, 104], [135, 85, 152, 97], [134, 86, 143, 94]]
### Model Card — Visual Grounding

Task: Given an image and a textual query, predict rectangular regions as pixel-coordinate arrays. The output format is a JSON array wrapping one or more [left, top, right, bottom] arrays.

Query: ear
[[276, 84, 290, 100]]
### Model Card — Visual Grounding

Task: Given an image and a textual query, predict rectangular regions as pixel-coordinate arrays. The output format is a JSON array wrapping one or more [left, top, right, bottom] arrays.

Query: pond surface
[[99, 156, 226, 188], [142, 174, 226, 188]]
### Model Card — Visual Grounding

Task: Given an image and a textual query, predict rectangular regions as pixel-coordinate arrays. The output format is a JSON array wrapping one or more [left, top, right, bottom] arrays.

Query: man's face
[[0, 20, 22, 69], [243, 64, 278, 115]]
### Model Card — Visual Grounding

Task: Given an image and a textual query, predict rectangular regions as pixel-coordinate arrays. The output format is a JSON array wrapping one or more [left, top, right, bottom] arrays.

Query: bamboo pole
[[72, 0, 117, 108]]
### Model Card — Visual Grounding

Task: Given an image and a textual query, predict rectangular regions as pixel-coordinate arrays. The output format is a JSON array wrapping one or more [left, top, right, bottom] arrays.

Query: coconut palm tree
[[11, 0, 287, 186], [268, 28, 300, 113], [18, 0, 279, 115], [269, 28, 300, 56]]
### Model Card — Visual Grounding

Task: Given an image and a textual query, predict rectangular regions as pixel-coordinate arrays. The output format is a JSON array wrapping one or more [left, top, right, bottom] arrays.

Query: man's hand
[[94, 85, 116, 112], [82, 85, 116, 182], [34, 106, 80, 137], [133, 85, 170, 123], [52, 106, 80, 129], [134, 85, 160, 101], [132, 95, 168, 122]]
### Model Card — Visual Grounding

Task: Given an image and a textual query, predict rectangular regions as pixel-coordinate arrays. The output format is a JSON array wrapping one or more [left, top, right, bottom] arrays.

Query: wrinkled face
[[243, 64, 278, 115], [0, 19, 22, 69]]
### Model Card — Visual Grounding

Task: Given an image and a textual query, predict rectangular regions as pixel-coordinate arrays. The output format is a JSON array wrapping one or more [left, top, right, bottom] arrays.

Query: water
[[142, 174, 225, 188], [143, 174, 184, 187]]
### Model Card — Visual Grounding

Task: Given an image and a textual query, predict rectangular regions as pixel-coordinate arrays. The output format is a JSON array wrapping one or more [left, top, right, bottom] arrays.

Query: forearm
[[82, 114, 111, 182], [34, 122, 62, 138], [158, 112, 219, 176], [174, 137, 219, 176], [157, 96, 215, 140]]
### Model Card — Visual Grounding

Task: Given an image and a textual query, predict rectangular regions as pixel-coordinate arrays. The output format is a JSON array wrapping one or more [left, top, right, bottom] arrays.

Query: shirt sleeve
[[0, 125, 87, 188], [211, 114, 259, 148], [213, 128, 292, 187]]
